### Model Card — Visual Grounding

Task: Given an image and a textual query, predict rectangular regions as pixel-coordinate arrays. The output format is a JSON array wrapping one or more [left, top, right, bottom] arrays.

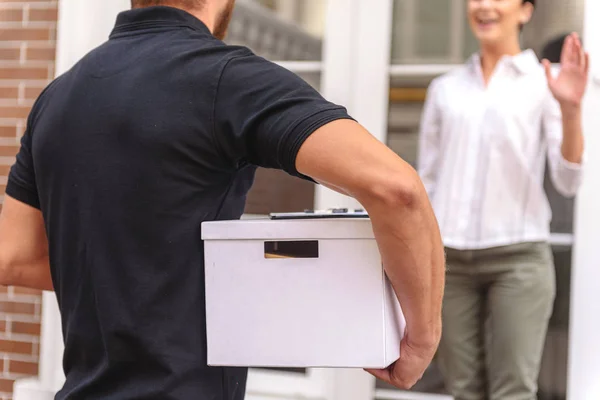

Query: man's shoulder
[[211, 44, 275, 73], [27, 74, 68, 125]]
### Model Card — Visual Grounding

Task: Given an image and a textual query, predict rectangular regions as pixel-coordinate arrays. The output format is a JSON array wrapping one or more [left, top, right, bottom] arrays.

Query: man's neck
[[146, 4, 216, 34]]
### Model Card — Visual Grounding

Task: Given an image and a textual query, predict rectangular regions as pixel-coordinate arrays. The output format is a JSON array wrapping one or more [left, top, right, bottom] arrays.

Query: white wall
[[568, 1, 600, 398], [55, 0, 130, 75]]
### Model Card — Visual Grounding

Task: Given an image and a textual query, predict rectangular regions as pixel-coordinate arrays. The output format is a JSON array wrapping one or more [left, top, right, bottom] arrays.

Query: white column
[[315, 0, 357, 210], [317, 0, 393, 399], [316, 0, 393, 211], [13, 1, 129, 399], [568, 1, 600, 399]]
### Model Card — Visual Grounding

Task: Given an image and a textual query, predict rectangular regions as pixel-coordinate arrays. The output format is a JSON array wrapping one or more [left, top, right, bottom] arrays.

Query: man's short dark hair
[[131, 0, 205, 9]]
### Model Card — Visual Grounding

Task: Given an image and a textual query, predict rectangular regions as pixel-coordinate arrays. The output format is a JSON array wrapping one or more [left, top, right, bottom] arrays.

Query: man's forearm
[[561, 105, 584, 164], [0, 256, 54, 291], [359, 172, 445, 347]]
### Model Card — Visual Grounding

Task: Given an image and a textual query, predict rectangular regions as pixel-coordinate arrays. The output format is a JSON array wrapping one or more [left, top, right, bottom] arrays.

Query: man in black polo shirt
[[0, 1, 445, 399]]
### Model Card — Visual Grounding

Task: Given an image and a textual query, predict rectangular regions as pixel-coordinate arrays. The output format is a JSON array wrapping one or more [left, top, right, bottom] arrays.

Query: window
[[391, 0, 478, 65], [228, 0, 325, 61]]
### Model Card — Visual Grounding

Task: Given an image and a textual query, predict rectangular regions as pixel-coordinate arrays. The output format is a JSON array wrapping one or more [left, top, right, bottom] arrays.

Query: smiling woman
[[467, 0, 535, 46], [418, 0, 588, 399], [378, 0, 583, 400]]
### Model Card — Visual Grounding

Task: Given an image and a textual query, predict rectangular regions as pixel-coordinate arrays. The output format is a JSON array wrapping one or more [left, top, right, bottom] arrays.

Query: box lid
[[201, 218, 375, 240]]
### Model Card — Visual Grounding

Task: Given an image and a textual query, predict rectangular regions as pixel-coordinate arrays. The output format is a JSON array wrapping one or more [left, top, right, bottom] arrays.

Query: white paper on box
[[202, 218, 405, 369]]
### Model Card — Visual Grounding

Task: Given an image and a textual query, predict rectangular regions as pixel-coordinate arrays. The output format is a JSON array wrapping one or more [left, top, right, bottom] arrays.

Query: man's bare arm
[[296, 119, 445, 389], [0, 196, 53, 291]]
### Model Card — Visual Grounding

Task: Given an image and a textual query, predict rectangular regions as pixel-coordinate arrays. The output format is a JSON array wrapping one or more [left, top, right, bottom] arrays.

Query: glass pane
[[414, 0, 451, 60], [390, 0, 584, 65], [522, 0, 584, 57], [228, 0, 326, 61], [463, 13, 479, 60], [391, 0, 478, 64]]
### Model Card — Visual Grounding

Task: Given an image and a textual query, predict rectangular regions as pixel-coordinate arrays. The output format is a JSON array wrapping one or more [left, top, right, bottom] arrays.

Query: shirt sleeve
[[417, 78, 442, 200], [6, 112, 40, 209], [213, 51, 353, 179], [542, 83, 584, 198]]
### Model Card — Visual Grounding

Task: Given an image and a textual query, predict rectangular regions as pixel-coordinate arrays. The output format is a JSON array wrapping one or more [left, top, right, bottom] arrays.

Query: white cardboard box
[[202, 218, 405, 368]]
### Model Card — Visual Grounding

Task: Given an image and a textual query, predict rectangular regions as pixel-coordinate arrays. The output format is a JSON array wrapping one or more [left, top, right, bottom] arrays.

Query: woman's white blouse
[[418, 49, 583, 250]]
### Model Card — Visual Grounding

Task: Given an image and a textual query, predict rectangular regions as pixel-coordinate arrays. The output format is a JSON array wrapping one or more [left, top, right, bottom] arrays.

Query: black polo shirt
[[6, 6, 351, 400]]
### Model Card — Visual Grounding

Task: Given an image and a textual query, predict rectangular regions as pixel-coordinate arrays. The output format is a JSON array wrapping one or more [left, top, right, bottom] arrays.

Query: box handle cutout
[[264, 241, 319, 259]]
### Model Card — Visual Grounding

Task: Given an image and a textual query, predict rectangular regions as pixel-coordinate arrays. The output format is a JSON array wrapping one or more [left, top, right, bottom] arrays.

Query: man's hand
[[543, 32, 589, 111], [366, 336, 438, 390]]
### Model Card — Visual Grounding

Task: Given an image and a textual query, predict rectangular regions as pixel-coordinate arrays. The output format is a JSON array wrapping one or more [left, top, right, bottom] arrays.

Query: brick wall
[[0, 1, 59, 398]]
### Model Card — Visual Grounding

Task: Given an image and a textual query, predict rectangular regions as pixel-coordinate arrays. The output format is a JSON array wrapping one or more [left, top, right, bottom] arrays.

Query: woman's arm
[[542, 33, 589, 197]]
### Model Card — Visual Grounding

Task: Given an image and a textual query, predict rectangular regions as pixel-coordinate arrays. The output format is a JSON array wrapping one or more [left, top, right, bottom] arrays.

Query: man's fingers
[[365, 368, 391, 383]]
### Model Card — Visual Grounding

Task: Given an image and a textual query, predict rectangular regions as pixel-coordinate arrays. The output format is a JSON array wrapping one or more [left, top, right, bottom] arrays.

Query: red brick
[[0, 126, 16, 137], [0, 28, 51, 42], [28, 8, 58, 22], [26, 47, 55, 62], [24, 86, 44, 100], [0, 166, 11, 175], [8, 360, 38, 375], [0, 47, 21, 61], [0, 301, 35, 315], [0, 8, 23, 23], [0, 320, 6, 333], [0, 146, 19, 156], [11, 321, 40, 336], [0, 106, 32, 119], [0, 339, 33, 355], [0, 378, 15, 393], [0, 86, 18, 100], [12, 287, 42, 296], [0, 66, 48, 79]]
